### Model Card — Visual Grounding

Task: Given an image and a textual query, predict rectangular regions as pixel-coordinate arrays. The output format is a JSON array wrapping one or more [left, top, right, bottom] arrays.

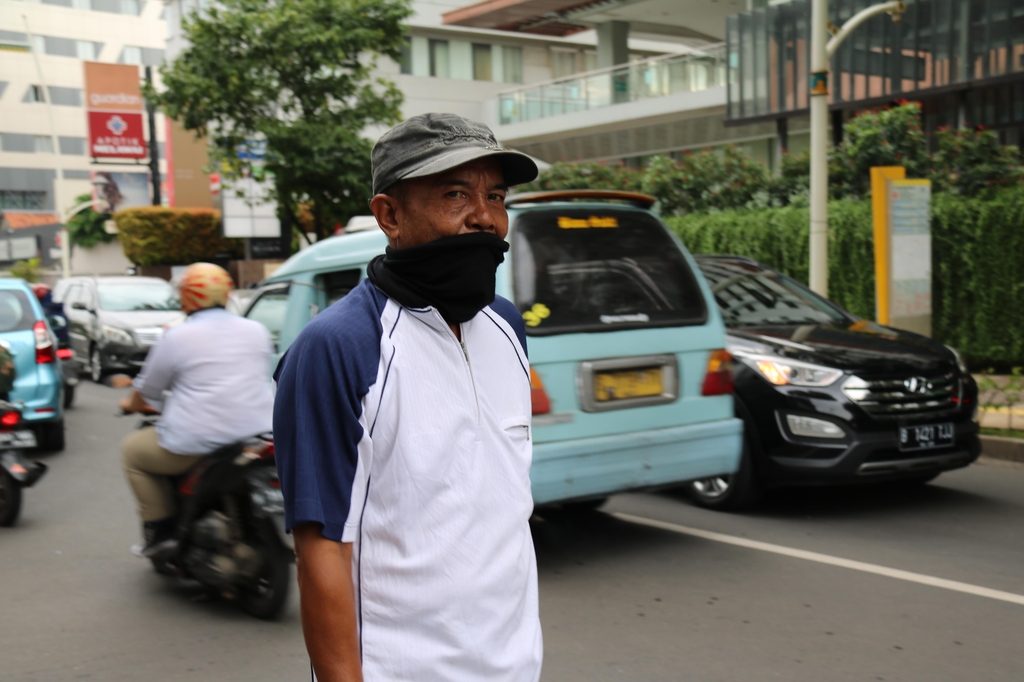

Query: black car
[[62, 276, 184, 382], [687, 256, 980, 510]]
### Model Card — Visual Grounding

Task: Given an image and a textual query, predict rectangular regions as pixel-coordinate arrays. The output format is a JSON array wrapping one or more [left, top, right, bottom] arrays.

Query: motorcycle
[[129, 416, 293, 620], [0, 401, 48, 526]]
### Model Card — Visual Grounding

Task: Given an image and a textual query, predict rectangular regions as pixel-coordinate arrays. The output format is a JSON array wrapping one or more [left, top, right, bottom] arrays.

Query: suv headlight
[[735, 352, 843, 387], [944, 344, 969, 374], [102, 325, 134, 346]]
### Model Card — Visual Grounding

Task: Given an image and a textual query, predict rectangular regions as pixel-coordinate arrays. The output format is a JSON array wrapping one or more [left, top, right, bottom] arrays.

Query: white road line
[[613, 512, 1024, 607]]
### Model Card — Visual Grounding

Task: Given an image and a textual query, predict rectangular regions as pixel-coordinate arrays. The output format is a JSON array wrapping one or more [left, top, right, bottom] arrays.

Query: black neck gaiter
[[367, 232, 509, 324]]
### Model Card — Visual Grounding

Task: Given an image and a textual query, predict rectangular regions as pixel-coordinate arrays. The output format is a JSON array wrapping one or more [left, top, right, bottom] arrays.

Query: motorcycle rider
[[119, 263, 274, 557]]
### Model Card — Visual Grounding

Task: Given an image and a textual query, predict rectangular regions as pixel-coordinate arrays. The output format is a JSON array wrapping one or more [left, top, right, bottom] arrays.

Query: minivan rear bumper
[[531, 417, 743, 505]]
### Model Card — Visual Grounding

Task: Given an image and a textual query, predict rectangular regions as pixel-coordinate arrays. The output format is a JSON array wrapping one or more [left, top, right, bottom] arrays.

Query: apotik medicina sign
[[83, 62, 147, 159]]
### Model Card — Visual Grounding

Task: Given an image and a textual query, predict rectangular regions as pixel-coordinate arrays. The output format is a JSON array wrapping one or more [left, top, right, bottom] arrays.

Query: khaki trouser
[[121, 427, 198, 522]]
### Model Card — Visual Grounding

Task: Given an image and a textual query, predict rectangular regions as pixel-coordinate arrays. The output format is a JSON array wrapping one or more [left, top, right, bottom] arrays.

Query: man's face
[[371, 157, 509, 249]]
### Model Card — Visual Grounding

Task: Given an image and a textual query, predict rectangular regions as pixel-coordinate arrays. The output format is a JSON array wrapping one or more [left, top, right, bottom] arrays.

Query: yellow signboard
[[871, 167, 933, 337]]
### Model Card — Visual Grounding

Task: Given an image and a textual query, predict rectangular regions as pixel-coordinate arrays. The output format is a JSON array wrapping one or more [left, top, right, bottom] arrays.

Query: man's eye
[[446, 190, 465, 199]]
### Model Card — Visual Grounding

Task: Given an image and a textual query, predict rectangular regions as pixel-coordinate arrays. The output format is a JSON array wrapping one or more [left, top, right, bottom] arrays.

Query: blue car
[[244, 190, 742, 506], [0, 279, 65, 451]]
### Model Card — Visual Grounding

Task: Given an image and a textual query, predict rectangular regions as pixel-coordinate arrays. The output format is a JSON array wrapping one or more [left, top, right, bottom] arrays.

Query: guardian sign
[[83, 62, 147, 159]]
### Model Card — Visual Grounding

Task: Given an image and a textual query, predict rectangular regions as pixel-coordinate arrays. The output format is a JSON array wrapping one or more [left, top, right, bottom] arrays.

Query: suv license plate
[[593, 367, 664, 402], [0, 430, 37, 448], [899, 423, 954, 452]]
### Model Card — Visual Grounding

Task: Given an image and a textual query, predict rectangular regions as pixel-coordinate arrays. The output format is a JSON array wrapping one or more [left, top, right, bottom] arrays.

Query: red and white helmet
[[176, 263, 234, 314]]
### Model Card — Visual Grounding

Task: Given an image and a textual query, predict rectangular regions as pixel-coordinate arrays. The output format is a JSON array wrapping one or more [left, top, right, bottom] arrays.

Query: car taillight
[[56, 348, 73, 360], [33, 321, 55, 364], [0, 411, 20, 427], [530, 368, 551, 415], [701, 349, 735, 396]]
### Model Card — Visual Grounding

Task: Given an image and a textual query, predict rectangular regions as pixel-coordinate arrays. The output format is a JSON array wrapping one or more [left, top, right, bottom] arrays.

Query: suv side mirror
[[48, 314, 67, 329], [71, 301, 90, 312]]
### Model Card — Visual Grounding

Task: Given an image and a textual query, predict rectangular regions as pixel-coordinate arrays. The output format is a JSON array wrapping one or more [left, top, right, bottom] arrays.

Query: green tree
[[639, 146, 771, 216], [154, 0, 412, 241], [66, 193, 116, 249]]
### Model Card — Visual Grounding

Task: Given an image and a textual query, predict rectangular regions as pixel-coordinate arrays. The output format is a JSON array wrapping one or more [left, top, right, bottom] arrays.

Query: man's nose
[[466, 193, 497, 233]]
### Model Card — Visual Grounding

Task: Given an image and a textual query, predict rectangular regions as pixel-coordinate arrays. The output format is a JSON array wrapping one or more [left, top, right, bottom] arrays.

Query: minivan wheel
[[686, 433, 762, 511], [0, 470, 22, 527], [90, 346, 104, 383], [38, 420, 65, 452]]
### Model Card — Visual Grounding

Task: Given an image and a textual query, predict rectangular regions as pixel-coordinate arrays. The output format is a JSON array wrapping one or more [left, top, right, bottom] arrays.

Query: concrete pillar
[[596, 21, 629, 69]]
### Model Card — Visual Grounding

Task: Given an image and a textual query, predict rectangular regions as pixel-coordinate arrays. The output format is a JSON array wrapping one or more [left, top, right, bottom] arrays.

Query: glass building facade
[[727, 0, 1024, 143]]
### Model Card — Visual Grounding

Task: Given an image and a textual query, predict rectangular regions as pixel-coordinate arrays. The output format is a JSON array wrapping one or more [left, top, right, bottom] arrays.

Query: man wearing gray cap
[[273, 113, 542, 682]]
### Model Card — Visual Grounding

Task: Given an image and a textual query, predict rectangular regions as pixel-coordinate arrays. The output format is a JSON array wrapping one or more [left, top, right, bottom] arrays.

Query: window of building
[[429, 39, 450, 79], [76, 40, 97, 60], [472, 44, 492, 81], [48, 86, 82, 107], [120, 45, 142, 65], [64, 169, 91, 179], [72, 0, 92, 9], [551, 49, 577, 79], [23, 85, 45, 103], [120, 0, 139, 14], [0, 133, 54, 154], [399, 37, 412, 75], [59, 137, 86, 155], [0, 82, 7, 99], [502, 46, 523, 84], [582, 51, 597, 72], [0, 191, 46, 211]]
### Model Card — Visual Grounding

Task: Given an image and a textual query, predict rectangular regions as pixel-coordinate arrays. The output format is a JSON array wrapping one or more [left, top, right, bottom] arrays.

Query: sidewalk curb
[[980, 435, 1024, 464]]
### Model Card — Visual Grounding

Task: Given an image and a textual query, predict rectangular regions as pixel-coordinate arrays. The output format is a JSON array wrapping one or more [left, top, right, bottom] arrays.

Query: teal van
[[248, 190, 742, 506]]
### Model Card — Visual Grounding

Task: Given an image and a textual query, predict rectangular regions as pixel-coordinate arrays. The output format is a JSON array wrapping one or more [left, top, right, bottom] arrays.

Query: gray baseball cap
[[371, 113, 538, 195]]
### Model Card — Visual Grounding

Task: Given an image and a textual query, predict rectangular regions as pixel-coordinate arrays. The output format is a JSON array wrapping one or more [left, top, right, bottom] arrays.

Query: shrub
[[641, 146, 772, 216], [518, 162, 642, 193], [9, 258, 42, 283], [666, 188, 1024, 368], [929, 126, 1023, 197], [114, 208, 243, 266], [831, 102, 930, 198], [67, 193, 117, 249]]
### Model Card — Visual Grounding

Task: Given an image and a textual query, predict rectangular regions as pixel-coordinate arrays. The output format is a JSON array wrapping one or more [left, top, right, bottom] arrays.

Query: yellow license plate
[[593, 367, 664, 402]]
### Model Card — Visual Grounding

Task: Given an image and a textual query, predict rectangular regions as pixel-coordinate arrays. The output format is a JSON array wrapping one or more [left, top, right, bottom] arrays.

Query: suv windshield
[[512, 208, 706, 335], [97, 283, 179, 312], [696, 258, 849, 327]]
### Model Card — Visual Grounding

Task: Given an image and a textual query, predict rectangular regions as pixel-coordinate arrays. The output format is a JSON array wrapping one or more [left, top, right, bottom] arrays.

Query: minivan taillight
[[530, 368, 551, 415], [701, 349, 734, 396], [33, 321, 56, 364]]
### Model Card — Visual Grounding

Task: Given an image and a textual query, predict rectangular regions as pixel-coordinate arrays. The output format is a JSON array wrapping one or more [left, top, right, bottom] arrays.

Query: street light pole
[[807, 0, 905, 298], [808, 0, 829, 297]]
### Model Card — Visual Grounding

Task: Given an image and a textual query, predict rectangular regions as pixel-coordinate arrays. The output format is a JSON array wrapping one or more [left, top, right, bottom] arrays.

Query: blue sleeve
[[272, 281, 385, 541], [489, 295, 528, 359]]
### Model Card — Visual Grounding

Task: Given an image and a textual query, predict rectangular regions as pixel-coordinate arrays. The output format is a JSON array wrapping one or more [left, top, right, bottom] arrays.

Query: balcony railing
[[498, 44, 726, 125]]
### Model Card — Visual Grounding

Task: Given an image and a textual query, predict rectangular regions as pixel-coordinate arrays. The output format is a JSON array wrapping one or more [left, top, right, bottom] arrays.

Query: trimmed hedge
[[114, 208, 243, 266], [666, 188, 1024, 368]]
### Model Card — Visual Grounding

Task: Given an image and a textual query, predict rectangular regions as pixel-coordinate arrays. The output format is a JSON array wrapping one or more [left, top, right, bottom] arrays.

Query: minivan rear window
[[0, 290, 35, 333], [512, 208, 707, 335]]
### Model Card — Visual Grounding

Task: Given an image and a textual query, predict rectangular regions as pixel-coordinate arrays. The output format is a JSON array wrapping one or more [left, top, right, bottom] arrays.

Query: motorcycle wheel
[[63, 384, 75, 409], [239, 542, 291, 620], [0, 470, 22, 527]]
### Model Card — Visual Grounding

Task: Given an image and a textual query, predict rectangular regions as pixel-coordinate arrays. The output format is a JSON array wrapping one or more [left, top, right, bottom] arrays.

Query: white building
[[0, 0, 169, 217]]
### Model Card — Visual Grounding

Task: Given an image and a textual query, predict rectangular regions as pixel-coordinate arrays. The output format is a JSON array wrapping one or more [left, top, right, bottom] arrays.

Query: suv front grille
[[843, 372, 960, 417]]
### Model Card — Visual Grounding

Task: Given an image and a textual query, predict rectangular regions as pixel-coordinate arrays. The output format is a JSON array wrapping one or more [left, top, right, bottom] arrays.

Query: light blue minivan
[[247, 190, 742, 506]]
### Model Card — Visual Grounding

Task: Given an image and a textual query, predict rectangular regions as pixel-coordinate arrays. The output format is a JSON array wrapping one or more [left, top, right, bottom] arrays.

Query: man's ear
[[369, 194, 401, 245]]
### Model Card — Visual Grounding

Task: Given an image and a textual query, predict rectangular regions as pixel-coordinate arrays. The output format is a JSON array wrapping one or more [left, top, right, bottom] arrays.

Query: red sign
[[83, 62, 147, 160], [87, 111, 146, 158]]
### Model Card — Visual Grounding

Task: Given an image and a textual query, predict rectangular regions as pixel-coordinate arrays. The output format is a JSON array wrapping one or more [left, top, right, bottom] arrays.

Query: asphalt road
[[3, 381, 1023, 681]]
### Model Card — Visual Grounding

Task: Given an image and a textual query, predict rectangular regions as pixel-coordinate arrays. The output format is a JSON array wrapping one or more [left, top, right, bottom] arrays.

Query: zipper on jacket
[[438, 312, 481, 424]]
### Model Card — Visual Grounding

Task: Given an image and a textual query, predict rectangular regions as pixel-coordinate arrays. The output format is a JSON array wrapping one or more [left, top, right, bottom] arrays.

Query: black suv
[[687, 256, 980, 509]]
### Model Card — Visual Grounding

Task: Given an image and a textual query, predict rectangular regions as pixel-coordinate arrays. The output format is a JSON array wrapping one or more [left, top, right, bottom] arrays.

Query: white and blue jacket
[[274, 279, 542, 682]]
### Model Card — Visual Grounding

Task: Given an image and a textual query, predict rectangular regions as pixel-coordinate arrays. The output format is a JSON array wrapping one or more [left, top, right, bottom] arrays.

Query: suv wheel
[[90, 346, 104, 383], [687, 430, 762, 511]]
